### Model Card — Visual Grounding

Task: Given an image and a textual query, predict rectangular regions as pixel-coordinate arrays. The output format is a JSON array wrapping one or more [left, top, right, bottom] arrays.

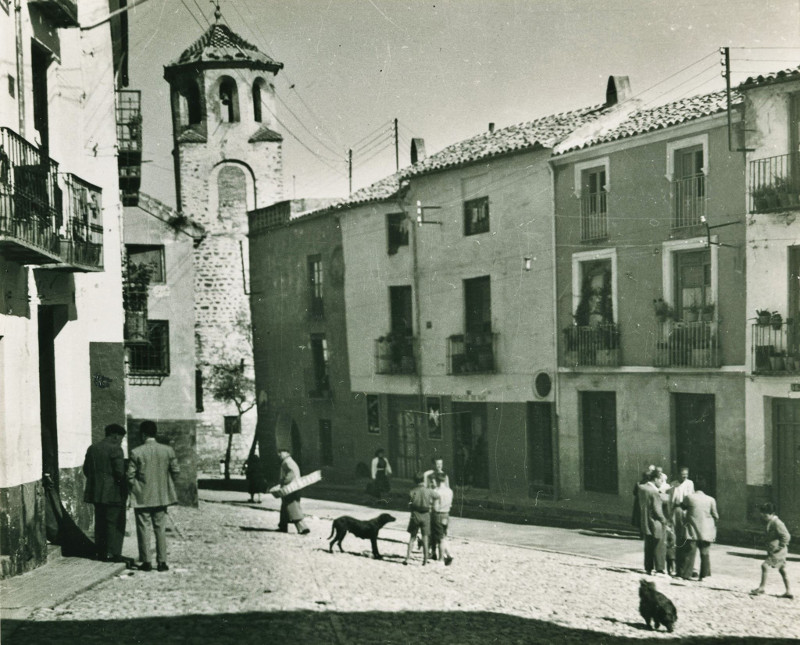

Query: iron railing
[[375, 335, 417, 375], [447, 332, 498, 374], [672, 174, 706, 228], [62, 174, 103, 269], [563, 323, 620, 367], [654, 320, 719, 368], [749, 152, 800, 213], [127, 320, 170, 376], [580, 192, 608, 240], [0, 126, 61, 259], [752, 320, 800, 374], [116, 90, 142, 206]]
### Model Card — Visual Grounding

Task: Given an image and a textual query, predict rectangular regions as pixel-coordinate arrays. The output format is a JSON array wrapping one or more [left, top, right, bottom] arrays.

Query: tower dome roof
[[167, 23, 283, 73]]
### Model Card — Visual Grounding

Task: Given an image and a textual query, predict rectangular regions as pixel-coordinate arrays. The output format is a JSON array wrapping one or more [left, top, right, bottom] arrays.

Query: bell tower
[[164, 17, 284, 471]]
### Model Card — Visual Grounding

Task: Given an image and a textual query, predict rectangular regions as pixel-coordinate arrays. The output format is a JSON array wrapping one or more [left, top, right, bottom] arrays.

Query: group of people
[[633, 464, 792, 598], [634, 465, 719, 580], [402, 457, 454, 566], [82, 421, 180, 572]]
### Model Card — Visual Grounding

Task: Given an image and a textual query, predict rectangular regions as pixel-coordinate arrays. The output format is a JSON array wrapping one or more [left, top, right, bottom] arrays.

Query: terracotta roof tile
[[554, 90, 740, 154], [402, 104, 607, 177], [740, 66, 800, 89], [248, 125, 283, 143], [168, 24, 283, 72]]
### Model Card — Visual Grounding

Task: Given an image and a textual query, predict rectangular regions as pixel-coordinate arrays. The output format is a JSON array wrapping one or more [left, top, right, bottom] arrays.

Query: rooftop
[[739, 65, 800, 90], [167, 23, 283, 72]]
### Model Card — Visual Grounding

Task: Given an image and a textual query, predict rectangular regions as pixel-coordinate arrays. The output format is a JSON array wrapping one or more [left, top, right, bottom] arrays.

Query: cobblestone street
[[4, 494, 799, 644]]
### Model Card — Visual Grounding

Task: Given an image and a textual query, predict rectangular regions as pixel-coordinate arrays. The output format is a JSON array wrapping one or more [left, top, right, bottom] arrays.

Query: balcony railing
[[116, 90, 142, 206], [0, 127, 104, 270], [448, 332, 498, 375], [672, 174, 706, 228], [580, 192, 608, 241], [375, 335, 417, 375], [654, 320, 719, 368], [61, 174, 103, 270], [563, 324, 620, 367], [749, 152, 800, 213], [0, 127, 61, 263], [752, 320, 800, 374]]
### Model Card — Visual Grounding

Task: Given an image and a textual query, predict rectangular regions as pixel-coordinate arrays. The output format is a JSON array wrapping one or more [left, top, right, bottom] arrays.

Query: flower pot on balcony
[[124, 310, 148, 344], [757, 313, 771, 326], [691, 348, 713, 368], [595, 349, 618, 366], [684, 311, 699, 322], [769, 355, 786, 371]]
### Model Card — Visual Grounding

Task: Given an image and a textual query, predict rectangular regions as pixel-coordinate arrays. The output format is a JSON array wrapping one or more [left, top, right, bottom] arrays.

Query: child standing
[[750, 502, 793, 599], [403, 472, 438, 566], [431, 472, 454, 566]]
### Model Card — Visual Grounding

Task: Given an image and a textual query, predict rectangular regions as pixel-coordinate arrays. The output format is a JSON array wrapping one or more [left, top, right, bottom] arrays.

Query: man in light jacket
[[126, 420, 180, 572], [679, 476, 718, 581], [639, 469, 668, 576]]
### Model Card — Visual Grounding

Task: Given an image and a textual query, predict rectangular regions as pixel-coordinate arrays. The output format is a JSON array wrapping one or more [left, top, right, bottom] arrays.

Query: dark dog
[[639, 579, 677, 633], [328, 513, 396, 559]]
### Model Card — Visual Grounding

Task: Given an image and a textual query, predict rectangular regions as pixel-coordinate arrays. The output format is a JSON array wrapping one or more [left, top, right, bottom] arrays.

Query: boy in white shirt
[[431, 473, 454, 565]]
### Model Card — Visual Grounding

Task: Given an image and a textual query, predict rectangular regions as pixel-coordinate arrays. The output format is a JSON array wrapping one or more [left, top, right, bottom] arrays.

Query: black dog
[[328, 513, 396, 559], [639, 579, 677, 633]]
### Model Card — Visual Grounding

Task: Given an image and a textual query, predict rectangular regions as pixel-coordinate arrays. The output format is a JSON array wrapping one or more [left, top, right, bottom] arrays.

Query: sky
[[127, 0, 800, 208]]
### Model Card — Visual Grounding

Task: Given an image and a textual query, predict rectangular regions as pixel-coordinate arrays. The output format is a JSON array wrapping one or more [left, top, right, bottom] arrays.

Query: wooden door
[[773, 399, 800, 535], [527, 402, 554, 497], [581, 391, 618, 493], [674, 393, 716, 497]]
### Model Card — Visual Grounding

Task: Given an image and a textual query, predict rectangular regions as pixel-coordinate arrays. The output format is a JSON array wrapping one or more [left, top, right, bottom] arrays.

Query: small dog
[[328, 513, 396, 559], [639, 579, 677, 633]]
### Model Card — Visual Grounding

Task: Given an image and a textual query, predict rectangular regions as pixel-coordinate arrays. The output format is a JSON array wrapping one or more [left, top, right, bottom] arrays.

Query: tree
[[207, 358, 255, 480]]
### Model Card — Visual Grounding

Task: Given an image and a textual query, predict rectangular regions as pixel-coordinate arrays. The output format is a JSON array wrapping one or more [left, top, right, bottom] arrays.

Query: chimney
[[606, 76, 632, 107], [411, 138, 426, 164], [488, 123, 495, 133]]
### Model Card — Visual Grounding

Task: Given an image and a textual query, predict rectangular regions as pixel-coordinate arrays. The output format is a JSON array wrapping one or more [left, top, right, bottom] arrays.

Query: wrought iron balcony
[[654, 320, 719, 368], [752, 320, 800, 374], [116, 90, 142, 207], [749, 152, 800, 213], [448, 332, 498, 375], [563, 323, 620, 367], [671, 174, 706, 228], [580, 192, 608, 241], [375, 334, 417, 375], [27, 0, 78, 27], [0, 127, 62, 264], [61, 174, 103, 270]]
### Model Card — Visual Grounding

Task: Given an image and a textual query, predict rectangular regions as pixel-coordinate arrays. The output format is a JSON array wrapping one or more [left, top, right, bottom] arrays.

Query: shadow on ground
[[4, 610, 797, 645]]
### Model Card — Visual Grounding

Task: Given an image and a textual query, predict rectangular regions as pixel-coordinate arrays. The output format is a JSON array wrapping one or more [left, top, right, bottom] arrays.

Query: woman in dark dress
[[243, 452, 267, 503], [370, 448, 392, 497]]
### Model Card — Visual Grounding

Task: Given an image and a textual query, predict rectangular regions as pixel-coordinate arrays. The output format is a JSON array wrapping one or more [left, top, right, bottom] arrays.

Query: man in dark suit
[[127, 420, 180, 572], [639, 469, 668, 576], [83, 423, 128, 562], [680, 476, 718, 581]]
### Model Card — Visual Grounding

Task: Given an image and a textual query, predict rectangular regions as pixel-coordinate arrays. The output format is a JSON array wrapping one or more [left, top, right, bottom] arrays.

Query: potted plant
[[769, 349, 786, 372], [653, 298, 674, 323], [684, 301, 700, 323], [771, 311, 783, 331], [700, 302, 715, 322], [756, 309, 772, 326], [751, 183, 780, 211]]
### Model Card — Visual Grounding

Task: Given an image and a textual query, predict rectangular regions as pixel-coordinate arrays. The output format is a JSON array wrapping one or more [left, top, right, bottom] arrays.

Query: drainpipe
[[547, 160, 561, 502], [14, 0, 25, 136], [410, 200, 425, 470]]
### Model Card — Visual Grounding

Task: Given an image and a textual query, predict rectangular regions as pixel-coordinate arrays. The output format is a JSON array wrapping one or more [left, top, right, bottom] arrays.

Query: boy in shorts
[[750, 502, 793, 599], [403, 472, 438, 566], [431, 472, 454, 566]]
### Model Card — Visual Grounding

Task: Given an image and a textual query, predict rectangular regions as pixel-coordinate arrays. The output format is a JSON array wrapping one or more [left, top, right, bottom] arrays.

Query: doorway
[[388, 396, 418, 479], [452, 402, 489, 488], [772, 399, 800, 535], [581, 391, 618, 494], [527, 402, 554, 497], [39, 305, 66, 541], [674, 393, 716, 497]]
